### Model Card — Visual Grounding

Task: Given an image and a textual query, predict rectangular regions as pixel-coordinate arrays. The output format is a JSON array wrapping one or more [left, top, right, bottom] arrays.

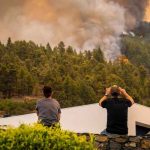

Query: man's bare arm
[[36, 110, 39, 116], [57, 113, 61, 121], [119, 88, 135, 105], [99, 87, 111, 106], [99, 96, 108, 106]]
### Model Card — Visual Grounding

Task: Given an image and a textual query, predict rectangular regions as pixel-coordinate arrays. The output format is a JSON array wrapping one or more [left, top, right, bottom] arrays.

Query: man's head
[[110, 85, 120, 97], [43, 86, 52, 98]]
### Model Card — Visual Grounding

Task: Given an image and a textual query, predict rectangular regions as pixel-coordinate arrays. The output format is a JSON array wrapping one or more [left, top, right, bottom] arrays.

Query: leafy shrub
[[0, 124, 95, 150]]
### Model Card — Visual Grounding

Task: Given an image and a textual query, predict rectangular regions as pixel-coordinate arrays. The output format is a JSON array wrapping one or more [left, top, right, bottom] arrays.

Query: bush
[[0, 124, 95, 150]]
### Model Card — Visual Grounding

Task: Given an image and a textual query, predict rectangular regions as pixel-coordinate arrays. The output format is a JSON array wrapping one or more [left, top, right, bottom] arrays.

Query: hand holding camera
[[118, 87, 127, 97], [105, 87, 111, 95], [104, 85, 128, 97]]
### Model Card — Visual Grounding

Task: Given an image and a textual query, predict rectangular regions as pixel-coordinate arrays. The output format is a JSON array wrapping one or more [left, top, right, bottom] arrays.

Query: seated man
[[36, 86, 61, 127], [99, 85, 134, 135]]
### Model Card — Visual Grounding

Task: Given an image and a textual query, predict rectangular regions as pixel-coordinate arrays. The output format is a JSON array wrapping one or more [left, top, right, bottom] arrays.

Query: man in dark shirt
[[36, 86, 61, 127], [99, 85, 134, 135]]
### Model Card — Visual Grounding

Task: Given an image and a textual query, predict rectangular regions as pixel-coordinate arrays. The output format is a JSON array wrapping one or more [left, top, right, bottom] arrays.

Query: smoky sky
[[109, 0, 149, 28], [0, 0, 149, 60]]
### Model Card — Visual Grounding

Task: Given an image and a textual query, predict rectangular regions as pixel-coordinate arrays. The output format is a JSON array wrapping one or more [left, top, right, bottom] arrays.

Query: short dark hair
[[43, 86, 52, 98], [110, 85, 120, 97]]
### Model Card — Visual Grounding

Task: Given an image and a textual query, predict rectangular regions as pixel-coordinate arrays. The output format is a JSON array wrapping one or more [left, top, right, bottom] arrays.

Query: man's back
[[101, 98, 132, 134], [36, 98, 61, 126]]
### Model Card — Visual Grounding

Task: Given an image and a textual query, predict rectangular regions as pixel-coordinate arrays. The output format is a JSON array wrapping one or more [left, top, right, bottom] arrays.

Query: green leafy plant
[[0, 124, 95, 150]]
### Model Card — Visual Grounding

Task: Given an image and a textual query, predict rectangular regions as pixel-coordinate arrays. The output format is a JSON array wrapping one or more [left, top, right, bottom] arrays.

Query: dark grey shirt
[[36, 98, 61, 126]]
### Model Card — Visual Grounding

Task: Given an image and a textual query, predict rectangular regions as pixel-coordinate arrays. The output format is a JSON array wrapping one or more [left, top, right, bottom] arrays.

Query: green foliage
[[0, 100, 36, 116], [0, 124, 95, 150], [121, 36, 150, 69], [0, 36, 150, 114]]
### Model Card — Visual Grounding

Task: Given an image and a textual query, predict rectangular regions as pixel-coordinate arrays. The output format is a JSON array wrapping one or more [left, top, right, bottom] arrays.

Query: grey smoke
[[0, 0, 148, 60], [109, 0, 149, 29]]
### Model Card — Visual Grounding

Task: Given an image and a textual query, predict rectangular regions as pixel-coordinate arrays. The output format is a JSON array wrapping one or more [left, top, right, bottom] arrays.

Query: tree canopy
[[0, 36, 150, 108]]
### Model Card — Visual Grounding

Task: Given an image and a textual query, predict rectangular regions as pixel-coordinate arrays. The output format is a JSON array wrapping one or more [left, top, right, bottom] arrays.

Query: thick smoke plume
[[110, 0, 149, 28], [0, 0, 149, 60]]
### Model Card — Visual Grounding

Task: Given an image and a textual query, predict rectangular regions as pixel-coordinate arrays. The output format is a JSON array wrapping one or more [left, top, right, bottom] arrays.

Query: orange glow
[[144, 1, 150, 22], [23, 0, 57, 22]]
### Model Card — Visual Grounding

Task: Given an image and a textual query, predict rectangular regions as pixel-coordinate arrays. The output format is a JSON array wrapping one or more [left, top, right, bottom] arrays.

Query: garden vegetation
[[0, 124, 95, 150]]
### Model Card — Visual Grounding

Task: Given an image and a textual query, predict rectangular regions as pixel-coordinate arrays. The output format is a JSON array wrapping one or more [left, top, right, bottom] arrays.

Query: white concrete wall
[[128, 103, 150, 135], [0, 103, 150, 135]]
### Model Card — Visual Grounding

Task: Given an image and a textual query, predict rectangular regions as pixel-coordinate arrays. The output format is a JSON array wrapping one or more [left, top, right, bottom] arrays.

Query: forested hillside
[[0, 34, 150, 109]]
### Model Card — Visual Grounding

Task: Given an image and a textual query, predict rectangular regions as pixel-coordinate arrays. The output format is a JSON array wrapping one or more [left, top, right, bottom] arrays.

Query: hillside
[[0, 32, 150, 115]]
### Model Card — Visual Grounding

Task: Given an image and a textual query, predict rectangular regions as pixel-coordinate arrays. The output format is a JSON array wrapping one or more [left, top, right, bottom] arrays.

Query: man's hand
[[119, 87, 127, 96], [105, 87, 111, 95], [119, 87, 134, 105]]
